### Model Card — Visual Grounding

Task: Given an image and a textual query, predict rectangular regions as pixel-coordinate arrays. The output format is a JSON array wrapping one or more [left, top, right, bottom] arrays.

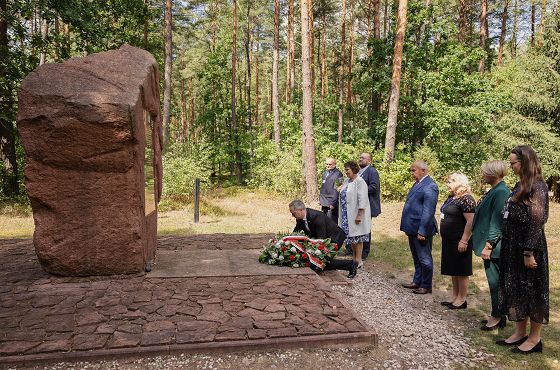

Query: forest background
[[2, 0, 560, 210]]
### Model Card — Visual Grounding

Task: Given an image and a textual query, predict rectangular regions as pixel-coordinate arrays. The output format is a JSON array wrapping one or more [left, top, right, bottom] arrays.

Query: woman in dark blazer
[[471, 160, 510, 330]]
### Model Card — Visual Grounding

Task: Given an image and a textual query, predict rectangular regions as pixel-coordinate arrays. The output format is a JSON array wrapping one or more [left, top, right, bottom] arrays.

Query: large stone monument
[[17, 45, 163, 276]]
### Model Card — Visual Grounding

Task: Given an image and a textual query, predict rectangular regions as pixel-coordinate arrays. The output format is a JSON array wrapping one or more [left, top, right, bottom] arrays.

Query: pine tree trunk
[[189, 77, 194, 142], [309, 0, 315, 95], [374, 0, 381, 38], [497, 0, 509, 66], [338, 0, 346, 144], [458, 0, 466, 42], [511, 0, 518, 56], [39, 16, 48, 65], [538, 0, 547, 45], [162, 0, 172, 145], [255, 53, 260, 125], [347, 0, 354, 105], [286, 0, 295, 103], [321, 18, 326, 99], [301, 0, 318, 202], [180, 75, 186, 142], [273, 0, 281, 144], [245, 2, 252, 137], [384, 0, 408, 164], [531, 1, 536, 46], [232, 0, 242, 183], [383, 0, 389, 38], [478, 0, 487, 73]]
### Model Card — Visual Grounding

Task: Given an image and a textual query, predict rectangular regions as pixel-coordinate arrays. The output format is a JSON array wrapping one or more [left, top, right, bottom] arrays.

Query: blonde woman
[[439, 172, 476, 309]]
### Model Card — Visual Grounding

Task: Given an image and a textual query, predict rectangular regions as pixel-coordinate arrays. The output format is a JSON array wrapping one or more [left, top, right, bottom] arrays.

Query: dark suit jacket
[[400, 176, 439, 237], [320, 168, 343, 207], [293, 208, 347, 246], [359, 165, 381, 217], [471, 181, 509, 258]]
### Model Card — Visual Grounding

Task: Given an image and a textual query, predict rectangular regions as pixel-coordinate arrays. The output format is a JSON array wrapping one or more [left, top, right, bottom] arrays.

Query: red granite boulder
[[17, 45, 162, 276]]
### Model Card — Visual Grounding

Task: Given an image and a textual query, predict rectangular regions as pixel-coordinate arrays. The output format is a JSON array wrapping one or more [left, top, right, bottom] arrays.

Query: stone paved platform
[[0, 234, 376, 366]]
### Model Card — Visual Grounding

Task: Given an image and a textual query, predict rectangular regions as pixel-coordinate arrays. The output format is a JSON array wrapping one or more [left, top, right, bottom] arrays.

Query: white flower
[[272, 253, 278, 258], [292, 263, 299, 268], [315, 250, 322, 256], [279, 255, 284, 260], [290, 247, 297, 253], [269, 260, 275, 264], [275, 243, 282, 249]]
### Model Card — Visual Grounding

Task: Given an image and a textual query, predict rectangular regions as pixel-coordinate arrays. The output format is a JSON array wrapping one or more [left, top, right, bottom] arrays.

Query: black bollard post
[[194, 178, 200, 223]]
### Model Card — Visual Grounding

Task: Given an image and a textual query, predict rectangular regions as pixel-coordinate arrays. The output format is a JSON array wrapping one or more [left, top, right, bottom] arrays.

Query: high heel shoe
[[347, 262, 357, 278], [496, 335, 528, 346], [448, 301, 467, 310], [511, 340, 543, 354], [480, 316, 506, 331]]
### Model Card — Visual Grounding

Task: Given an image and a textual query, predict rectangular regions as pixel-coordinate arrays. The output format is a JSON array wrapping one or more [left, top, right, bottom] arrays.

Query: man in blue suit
[[358, 152, 381, 261], [400, 160, 439, 294]]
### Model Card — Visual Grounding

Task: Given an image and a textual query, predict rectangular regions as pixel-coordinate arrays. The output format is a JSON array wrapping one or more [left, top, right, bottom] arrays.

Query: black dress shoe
[[440, 301, 453, 306], [496, 336, 528, 346], [402, 282, 420, 289], [347, 262, 357, 278], [480, 316, 506, 331], [412, 287, 432, 294], [448, 301, 467, 310], [512, 340, 543, 354]]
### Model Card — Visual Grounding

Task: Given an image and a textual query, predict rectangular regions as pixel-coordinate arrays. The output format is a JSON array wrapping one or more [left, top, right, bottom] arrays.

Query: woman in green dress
[[471, 160, 510, 330]]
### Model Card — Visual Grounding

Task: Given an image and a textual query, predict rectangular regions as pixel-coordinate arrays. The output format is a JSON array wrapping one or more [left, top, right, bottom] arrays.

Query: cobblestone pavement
[[0, 235, 375, 367]]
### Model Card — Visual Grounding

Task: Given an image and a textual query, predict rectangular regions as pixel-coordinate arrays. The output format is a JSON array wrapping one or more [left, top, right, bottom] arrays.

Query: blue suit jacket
[[400, 176, 439, 237], [359, 166, 381, 217]]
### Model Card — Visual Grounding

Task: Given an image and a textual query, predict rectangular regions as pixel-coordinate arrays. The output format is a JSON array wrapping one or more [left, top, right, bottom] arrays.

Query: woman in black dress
[[440, 172, 476, 309], [496, 145, 549, 354]]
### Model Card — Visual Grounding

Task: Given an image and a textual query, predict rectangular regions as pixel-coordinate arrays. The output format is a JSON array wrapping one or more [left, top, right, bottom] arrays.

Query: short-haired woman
[[472, 160, 510, 331], [496, 145, 549, 354], [339, 160, 371, 278], [439, 172, 476, 309]]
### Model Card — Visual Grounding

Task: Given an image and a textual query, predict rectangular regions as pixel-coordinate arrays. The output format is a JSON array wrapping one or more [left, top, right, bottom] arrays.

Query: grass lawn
[[1, 188, 558, 368]]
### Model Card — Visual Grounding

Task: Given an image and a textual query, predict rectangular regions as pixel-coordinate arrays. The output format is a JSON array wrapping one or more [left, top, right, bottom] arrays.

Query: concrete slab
[[148, 249, 314, 277]]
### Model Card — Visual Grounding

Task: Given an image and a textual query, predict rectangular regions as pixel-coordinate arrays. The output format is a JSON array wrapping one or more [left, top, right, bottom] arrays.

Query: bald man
[[320, 157, 343, 222]]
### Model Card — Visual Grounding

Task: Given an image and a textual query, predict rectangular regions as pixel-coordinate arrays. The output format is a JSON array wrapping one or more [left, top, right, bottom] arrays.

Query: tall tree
[[347, 0, 354, 104], [497, 0, 509, 65], [245, 1, 252, 140], [301, 0, 318, 202], [511, 0, 518, 57], [478, 0, 488, 72], [374, 0, 381, 38], [273, 0, 281, 144], [338, 0, 346, 143], [384, 0, 408, 163], [538, 0, 547, 45], [232, 0, 242, 182], [531, 0, 536, 46], [458, 0, 467, 42], [162, 0, 172, 145], [286, 0, 295, 103]]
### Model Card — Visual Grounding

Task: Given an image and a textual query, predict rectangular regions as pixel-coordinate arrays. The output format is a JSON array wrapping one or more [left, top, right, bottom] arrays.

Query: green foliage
[[159, 143, 210, 210]]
